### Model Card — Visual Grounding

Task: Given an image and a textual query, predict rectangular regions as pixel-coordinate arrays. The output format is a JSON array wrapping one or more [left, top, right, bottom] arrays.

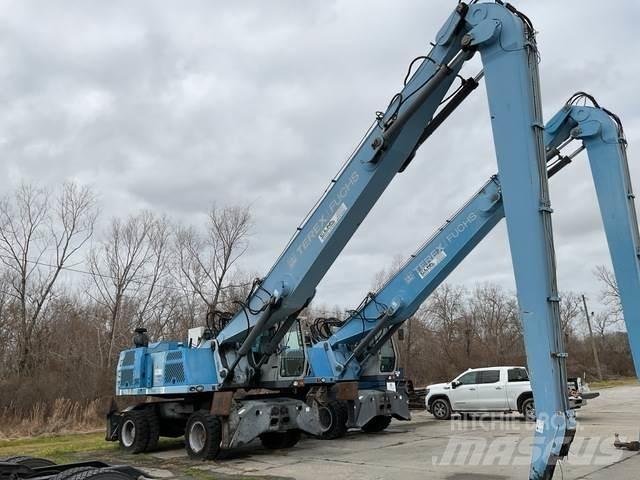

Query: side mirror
[[451, 380, 460, 389]]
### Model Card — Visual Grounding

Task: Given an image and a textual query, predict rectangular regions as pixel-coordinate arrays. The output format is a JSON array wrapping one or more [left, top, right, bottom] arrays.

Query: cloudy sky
[[1, 0, 638, 314]]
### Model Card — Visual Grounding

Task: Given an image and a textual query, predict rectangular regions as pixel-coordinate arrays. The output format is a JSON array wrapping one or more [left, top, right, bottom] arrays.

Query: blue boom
[[110, 3, 609, 477], [307, 102, 639, 479]]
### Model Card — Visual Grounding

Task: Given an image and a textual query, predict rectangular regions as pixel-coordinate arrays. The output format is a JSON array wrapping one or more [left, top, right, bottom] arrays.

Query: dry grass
[[590, 377, 639, 390], [0, 398, 104, 439]]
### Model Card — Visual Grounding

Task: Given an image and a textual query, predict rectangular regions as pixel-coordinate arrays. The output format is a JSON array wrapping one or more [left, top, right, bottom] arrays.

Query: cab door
[[474, 369, 508, 410], [450, 371, 478, 410], [278, 322, 306, 379]]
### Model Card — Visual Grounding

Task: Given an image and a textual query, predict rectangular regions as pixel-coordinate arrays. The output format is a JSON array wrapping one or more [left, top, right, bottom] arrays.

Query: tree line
[[391, 283, 632, 386], [0, 181, 632, 432], [0, 182, 252, 422]]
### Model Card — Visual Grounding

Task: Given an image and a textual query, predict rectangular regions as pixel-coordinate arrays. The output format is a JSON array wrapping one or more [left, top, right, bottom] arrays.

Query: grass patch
[[590, 377, 638, 389], [0, 432, 117, 464]]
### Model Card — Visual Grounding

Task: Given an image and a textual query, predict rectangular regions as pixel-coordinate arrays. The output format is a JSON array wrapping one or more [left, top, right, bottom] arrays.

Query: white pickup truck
[[425, 366, 591, 421]]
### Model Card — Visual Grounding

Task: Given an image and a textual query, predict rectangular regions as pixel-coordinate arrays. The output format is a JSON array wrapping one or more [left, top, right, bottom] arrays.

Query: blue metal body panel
[[116, 342, 218, 396]]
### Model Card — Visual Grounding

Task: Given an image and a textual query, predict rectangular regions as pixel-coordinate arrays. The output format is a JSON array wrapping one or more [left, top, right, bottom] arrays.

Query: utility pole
[[405, 317, 413, 379], [582, 294, 604, 381]]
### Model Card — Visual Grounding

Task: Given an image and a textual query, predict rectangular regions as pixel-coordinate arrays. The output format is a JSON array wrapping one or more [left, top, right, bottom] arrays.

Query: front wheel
[[361, 415, 392, 433], [185, 410, 222, 460], [318, 400, 348, 439], [522, 398, 536, 422], [431, 398, 452, 420], [118, 410, 150, 454]]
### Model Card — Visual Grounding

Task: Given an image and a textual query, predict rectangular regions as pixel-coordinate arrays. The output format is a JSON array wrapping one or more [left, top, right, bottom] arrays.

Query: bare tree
[[0, 182, 97, 374], [559, 292, 583, 339], [424, 284, 466, 365], [174, 205, 252, 327], [468, 284, 520, 364], [88, 211, 171, 367], [594, 265, 622, 318], [371, 254, 404, 291], [591, 310, 622, 339]]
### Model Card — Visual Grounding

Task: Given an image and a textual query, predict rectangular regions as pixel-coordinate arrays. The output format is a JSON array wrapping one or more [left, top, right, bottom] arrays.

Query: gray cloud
[[1, 0, 638, 314]]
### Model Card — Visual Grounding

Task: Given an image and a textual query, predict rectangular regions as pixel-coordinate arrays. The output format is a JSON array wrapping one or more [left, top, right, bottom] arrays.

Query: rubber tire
[[65, 469, 132, 480], [3, 456, 56, 468], [361, 415, 392, 433], [51, 467, 98, 480], [184, 410, 222, 460], [318, 400, 348, 440], [118, 410, 150, 454], [145, 406, 160, 452], [431, 398, 452, 420], [522, 398, 536, 422], [260, 430, 301, 450]]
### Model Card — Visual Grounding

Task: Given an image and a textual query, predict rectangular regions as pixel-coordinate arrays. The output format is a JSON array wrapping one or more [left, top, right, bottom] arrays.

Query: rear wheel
[[118, 410, 150, 454], [361, 415, 392, 433], [431, 398, 452, 420], [318, 400, 348, 439], [144, 407, 160, 452], [260, 430, 301, 449], [185, 410, 222, 460], [522, 398, 536, 422]]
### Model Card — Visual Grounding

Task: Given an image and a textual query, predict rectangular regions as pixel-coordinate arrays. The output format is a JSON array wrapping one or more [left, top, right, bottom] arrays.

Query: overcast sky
[[1, 0, 638, 315]]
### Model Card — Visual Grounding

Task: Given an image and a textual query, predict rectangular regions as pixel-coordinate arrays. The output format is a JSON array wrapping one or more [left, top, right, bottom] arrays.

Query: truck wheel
[[431, 399, 452, 420], [522, 398, 536, 422], [260, 429, 301, 449], [65, 469, 132, 480], [318, 400, 348, 439], [144, 406, 160, 452], [51, 467, 98, 480], [3, 456, 56, 468], [185, 410, 222, 460], [361, 415, 392, 433], [119, 410, 150, 454]]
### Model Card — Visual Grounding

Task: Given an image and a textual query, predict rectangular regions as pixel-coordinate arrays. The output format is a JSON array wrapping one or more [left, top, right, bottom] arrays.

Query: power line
[[0, 253, 247, 297]]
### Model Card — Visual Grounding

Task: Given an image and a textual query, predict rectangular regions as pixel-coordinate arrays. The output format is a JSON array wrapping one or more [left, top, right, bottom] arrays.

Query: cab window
[[508, 368, 529, 382], [279, 324, 305, 377], [477, 369, 500, 384], [379, 339, 396, 373], [457, 371, 478, 385]]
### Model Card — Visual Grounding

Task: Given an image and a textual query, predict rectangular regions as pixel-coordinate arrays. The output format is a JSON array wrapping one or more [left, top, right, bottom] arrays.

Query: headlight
[[425, 388, 430, 397]]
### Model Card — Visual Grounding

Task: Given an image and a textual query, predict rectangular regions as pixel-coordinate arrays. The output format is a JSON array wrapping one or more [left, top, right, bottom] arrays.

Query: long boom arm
[[308, 103, 635, 373], [212, 3, 472, 384], [308, 101, 639, 479], [219, 3, 574, 475], [305, 127, 582, 381], [546, 98, 640, 376]]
